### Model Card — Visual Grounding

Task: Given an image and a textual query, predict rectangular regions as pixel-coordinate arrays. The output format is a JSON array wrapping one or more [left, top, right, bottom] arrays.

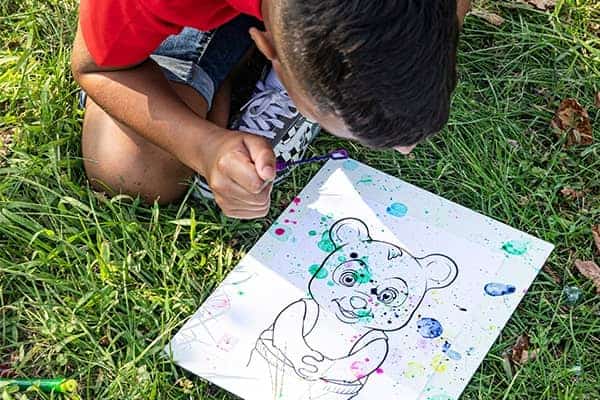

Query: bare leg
[[81, 81, 210, 205]]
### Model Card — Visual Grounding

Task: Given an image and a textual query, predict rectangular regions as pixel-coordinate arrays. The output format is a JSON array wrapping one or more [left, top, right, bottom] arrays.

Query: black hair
[[279, 0, 459, 147]]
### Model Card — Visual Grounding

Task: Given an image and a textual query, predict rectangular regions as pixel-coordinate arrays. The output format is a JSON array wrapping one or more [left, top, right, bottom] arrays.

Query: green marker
[[0, 378, 77, 393]]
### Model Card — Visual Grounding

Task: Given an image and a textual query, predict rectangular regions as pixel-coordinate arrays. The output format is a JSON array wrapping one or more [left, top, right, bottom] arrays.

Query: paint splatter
[[343, 160, 359, 171], [386, 202, 408, 217], [309, 264, 328, 279], [484, 283, 516, 296], [441, 341, 462, 361], [271, 225, 292, 241], [356, 175, 373, 185], [403, 361, 425, 378], [308, 230, 317, 236], [317, 231, 335, 252], [355, 265, 372, 284], [292, 197, 301, 205], [417, 317, 443, 338], [375, 368, 384, 374], [502, 240, 528, 255], [427, 395, 454, 400], [431, 354, 447, 373], [327, 280, 335, 287], [355, 309, 373, 323]]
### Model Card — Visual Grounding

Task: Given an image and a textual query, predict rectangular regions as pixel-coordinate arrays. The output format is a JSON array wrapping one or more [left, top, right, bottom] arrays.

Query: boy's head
[[251, 0, 459, 153]]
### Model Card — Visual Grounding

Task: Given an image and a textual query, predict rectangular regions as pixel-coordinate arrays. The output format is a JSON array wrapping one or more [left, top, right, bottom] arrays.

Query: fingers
[[213, 183, 272, 219], [220, 150, 267, 194], [244, 135, 276, 182]]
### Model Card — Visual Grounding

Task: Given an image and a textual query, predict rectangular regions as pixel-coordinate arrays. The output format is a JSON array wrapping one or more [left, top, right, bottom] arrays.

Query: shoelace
[[238, 80, 297, 139]]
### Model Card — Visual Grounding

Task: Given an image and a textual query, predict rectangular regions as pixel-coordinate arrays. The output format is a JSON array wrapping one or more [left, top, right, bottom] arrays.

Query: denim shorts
[[150, 15, 259, 110]]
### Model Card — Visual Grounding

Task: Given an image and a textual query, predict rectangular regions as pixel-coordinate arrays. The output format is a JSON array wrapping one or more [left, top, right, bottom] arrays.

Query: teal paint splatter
[[356, 175, 373, 185], [317, 231, 335, 252], [238, 291, 245, 296], [427, 395, 454, 400], [502, 240, 528, 255], [338, 255, 347, 262], [356, 265, 372, 284], [355, 309, 373, 323], [386, 202, 408, 217], [327, 280, 335, 287], [343, 160, 359, 171], [308, 230, 317, 236], [309, 264, 328, 279]]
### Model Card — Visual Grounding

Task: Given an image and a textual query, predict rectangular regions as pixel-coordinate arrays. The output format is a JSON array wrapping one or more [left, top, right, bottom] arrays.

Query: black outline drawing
[[248, 217, 458, 399]]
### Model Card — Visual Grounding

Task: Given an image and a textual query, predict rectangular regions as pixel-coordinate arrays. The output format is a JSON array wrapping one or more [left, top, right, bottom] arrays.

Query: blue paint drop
[[417, 317, 443, 338], [386, 202, 408, 217], [484, 283, 516, 296], [441, 341, 462, 360], [342, 160, 359, 171]]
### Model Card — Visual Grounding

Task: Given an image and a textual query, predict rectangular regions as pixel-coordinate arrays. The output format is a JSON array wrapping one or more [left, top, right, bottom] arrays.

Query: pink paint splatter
[[376, 368, 384, 374], [356, 373, 366, 379], [289, 208, 295, 213], [350, 361, 362, 370], [274, 228, 285, 236], [293, 197, 301, 205]]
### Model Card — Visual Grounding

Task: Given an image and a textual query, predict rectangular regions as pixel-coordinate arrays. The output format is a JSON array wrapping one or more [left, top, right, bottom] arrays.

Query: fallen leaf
[[470, 9, 505, 26], [574, 259, 600, 294], [560, 187, 588, 200], [525, 0, 557, 10], [0, 128, 13, 161], [592, 225, 600, 255], [518, 349, 539, 364], [595, 92, 600, 109], [511, 333, 530, 365], [551, 98, 593, 146], [543, 264, 561, 284]]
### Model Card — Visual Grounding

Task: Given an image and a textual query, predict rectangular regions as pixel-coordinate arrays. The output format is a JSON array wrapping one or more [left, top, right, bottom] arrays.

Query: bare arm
[[71, 20, 276, 218], [71, 22, 220, 177]]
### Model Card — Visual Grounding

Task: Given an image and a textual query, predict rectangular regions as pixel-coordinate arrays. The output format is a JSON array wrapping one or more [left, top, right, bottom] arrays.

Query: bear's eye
[[339, 271, 357, 287], [378, 287, 400, 304]]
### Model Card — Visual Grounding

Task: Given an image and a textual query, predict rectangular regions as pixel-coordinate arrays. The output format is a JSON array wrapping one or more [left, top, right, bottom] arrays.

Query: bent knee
[[81, 103, 193, 204]]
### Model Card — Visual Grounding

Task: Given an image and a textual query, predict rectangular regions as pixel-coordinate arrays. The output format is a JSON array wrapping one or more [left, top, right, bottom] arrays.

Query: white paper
[[167, 159, 554, 400]]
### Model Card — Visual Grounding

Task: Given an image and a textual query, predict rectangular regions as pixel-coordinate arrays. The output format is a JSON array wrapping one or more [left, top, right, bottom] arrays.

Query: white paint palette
[[167, 159, 553, 400]]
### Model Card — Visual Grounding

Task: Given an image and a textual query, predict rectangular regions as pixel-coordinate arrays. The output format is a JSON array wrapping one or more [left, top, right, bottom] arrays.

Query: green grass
[[1, 0, 599, 399]]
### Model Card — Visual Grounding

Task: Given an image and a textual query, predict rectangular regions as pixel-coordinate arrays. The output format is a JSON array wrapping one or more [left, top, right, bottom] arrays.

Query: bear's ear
[[329, 218, 371, 246], [420, 254, 458, 290]]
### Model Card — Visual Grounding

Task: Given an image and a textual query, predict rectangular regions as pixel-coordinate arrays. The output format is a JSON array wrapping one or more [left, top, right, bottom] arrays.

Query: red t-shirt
[[80, 0, 262, 67]]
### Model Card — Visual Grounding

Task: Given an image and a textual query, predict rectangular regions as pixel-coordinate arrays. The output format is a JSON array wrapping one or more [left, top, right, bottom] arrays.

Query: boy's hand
[[194, 129, 276, 219]]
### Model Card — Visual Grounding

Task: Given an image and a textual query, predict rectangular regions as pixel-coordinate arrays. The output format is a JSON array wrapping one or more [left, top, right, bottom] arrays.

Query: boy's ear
[[420, 254, 458, 290], [249, 27, 278, 62], [329, 218, 371, 247]]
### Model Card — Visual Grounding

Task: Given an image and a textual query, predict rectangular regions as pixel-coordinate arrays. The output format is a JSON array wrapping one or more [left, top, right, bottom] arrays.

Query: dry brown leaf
[[511, 333, 530, 365], [560, 187, 588, 200], [518, 349, 539, 365], [0, 128, 13, 160], [574, 259, 600, 294], [526, 0, 557, 10], [551, 98, 593, 146], [542, 264, 562, 284], [592, 225, 600, 255], [595, 92, 600, 109], [471, 9, 505, 26]]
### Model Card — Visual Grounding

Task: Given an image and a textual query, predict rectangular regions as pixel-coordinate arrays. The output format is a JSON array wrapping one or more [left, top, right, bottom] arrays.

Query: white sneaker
[[193, 68, 320, 199]]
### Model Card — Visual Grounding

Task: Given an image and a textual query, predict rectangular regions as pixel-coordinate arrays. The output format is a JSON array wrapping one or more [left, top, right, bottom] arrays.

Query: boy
[[71, 0, 469, 219]]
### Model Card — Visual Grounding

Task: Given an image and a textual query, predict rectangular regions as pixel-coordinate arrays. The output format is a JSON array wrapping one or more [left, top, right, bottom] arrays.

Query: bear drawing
[[248, 217, 458, 400]]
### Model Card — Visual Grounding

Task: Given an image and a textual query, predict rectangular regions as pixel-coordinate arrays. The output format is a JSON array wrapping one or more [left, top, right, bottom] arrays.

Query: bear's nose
[[350, 296, 368, 309]]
